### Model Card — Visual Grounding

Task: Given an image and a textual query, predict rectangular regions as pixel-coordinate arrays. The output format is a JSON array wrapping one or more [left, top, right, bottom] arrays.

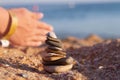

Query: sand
[[0, 34, 120, 80]]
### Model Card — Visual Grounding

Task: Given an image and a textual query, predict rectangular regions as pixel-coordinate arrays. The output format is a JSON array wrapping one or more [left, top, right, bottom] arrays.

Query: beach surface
[[0, 34, 120, 80]]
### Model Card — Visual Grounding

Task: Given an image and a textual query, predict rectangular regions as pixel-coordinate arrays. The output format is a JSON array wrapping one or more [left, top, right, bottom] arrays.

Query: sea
[[1, 2, 120, 38]]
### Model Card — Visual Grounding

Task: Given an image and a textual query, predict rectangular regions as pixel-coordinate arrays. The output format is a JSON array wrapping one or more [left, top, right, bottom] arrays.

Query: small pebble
[[4, 64, 10, 67], [20, 73, 28, 78], [98, 66, 104, 69]]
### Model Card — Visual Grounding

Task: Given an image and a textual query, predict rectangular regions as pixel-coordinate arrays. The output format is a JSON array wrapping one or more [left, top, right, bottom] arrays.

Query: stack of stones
[[42, 32, 75, 73]]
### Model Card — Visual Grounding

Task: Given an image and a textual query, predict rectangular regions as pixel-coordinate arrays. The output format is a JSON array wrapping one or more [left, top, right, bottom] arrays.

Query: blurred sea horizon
[[1, 2, 120, 38]]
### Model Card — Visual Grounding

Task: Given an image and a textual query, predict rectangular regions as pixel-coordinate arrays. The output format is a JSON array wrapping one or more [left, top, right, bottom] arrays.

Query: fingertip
[[36, 42, 42, 46], [32, 12, 44, 19], [38, 22, 54, 31], [37, 12, 44, 19], [40, 13, 44, 18]]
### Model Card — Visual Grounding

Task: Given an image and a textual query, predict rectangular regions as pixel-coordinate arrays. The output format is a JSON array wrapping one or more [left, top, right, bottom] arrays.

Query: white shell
[[48, 32, 57, 38], [21, 73, 28, 78], [0, 40, 10, 47]]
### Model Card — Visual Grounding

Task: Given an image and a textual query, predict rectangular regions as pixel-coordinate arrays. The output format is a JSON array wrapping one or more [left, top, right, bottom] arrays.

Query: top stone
[[47, 32, 57, 38]]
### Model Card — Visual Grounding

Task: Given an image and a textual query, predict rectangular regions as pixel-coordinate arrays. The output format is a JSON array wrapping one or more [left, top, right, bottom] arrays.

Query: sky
[[0, 0, 120, 4]]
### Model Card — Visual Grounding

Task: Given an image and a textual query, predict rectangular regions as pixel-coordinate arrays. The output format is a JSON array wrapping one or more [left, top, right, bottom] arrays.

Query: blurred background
[[1, 0, 120, 38]]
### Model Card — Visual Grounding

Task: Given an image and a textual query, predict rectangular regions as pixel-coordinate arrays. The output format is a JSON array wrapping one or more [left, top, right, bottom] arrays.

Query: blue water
[[1, 2, 120, 38]]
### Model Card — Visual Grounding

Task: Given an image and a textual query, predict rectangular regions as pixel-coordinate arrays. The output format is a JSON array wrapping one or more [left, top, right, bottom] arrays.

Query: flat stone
[[47, 36, 62, 43], [43, 55, 66, 61], [47, 32, 57, 38], [44, 52, 65, 57], [48, 46, 62, 51], [46, 40, 62, 48], [44, 64, 73, 73], [43, 56, 75, 65], [46, 48, 66, 55]]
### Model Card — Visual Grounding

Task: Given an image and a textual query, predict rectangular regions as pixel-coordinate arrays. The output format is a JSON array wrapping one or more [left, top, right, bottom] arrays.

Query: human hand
[[8, 8, 53, 47]]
